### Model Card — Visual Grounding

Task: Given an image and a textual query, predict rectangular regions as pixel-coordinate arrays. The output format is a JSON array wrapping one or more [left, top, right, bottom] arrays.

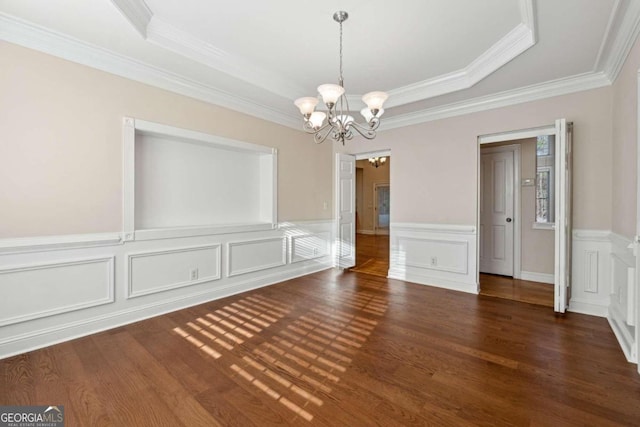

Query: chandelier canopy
[[294, 11, 389, 145]]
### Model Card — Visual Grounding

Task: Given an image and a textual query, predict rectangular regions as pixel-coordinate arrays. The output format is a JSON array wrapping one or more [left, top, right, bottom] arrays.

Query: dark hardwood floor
[[2, 269, 639, 426], [350, 233, 389, 277], [480, 273, 555, 308]]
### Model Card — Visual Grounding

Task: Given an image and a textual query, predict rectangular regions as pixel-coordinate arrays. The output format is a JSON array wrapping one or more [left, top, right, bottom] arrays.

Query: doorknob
[[506, 217, 512, 223]]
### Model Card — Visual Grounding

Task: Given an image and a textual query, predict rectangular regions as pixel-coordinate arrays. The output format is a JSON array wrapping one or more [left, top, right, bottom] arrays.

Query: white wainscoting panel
[[127, 244, 221, 298], [227, 237, 287, 277], [290, 232, 331, 264], [608, 232, 636, 362], [569, 230, 611, 317], [388, 223, 477, 294], [0, 220, 332, 359], [0, 257, 114, 326]]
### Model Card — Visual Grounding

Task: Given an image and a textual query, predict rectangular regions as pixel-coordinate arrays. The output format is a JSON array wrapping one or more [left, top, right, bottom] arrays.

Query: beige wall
[[612, 35, 640, 238], [0, 41, 333, 238], [355, 158, 390, 232], [344, 87, 614, 231]]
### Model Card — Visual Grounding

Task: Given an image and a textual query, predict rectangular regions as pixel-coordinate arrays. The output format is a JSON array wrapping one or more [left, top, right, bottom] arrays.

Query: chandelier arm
[[368, 116, 381, 131], [313, 124, 335, 144], [348, 121, 377, 140]]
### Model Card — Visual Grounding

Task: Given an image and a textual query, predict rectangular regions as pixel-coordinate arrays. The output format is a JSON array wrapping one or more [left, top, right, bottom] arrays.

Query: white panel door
[[554, 119, 572, 313], [480, 150, 514, 276], [336, 154, 356, 268]]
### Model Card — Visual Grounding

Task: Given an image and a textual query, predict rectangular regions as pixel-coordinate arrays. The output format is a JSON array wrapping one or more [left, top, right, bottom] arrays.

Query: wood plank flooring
[[2, 269, 639, 426], [480, 273, 554, 307], [349, 233, 389, 277]]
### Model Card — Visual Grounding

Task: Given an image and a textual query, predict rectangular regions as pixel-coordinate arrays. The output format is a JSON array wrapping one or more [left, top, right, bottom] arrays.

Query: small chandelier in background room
[[294, 11, 388, 145], [368, 156, 387, 168]]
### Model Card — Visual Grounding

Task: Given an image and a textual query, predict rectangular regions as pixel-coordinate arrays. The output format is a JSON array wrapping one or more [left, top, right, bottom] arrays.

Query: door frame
[[335, 149, 391, 270], [479, 144, 521, 278], [355, 150, 391, 237], [635, 70, 640, 372], [477, 124, 559, 299]]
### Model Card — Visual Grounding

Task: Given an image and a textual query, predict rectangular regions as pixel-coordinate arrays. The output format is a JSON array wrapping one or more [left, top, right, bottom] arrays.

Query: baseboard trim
[[568, 299, 609, 318], [607, 305, 636, 363], [0, 259, 332, 360], [388, 268, 478, 295], [520, 271, 554, 284]]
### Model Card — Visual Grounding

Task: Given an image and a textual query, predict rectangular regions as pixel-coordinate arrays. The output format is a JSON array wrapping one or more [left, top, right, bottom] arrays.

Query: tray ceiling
[[1, 0, 639, 130]]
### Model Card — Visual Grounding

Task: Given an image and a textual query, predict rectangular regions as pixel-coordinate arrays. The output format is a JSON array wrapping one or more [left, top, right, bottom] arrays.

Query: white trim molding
[[607, 232, 636, 362], [599, 0, 640, 82], [227, 237, 288, 278], [0, 256, 115, 327], [127, 244, 222, 298], [0, 220, 333, 359], [569, 229, 612, 317], [384, 72, 612, 131], [520, 271, 554, 284], [0, 232, 122, 254], [388, 222, 478, 294], [386, 15, 536, 107], [2, 0, 640, 133], [145, 17, 304, 100], [109, 0, 152, 37], [0, 13, 300, 129]]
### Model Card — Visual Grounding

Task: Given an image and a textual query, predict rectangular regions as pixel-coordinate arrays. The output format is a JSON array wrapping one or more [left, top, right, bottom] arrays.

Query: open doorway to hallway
[[350, 156, 390, 277]]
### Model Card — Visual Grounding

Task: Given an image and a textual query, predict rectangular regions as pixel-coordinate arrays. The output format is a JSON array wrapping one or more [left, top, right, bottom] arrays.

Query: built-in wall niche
[[123, 118, 277, 241]]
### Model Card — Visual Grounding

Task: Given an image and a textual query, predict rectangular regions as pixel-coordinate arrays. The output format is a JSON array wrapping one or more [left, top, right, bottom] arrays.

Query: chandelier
[[294, 11, 389, 145], [368, 156, 387, 168]]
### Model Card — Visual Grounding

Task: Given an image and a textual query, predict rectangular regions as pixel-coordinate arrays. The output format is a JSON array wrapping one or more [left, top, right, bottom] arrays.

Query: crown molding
[[602, 0, 640, 82], [145, 17, 305, 99], [519, 0, 537, 40], [382, 71, 611, 130], [111, 0, 536, 110], [386, 9, 535, 107], [1, 0, 629, 134], [109, 0, 152, 37], [0, 13, 300, 129]]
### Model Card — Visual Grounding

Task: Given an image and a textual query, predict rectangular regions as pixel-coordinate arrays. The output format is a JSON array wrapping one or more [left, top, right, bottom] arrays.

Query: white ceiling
[[1, 0, 639, 130]]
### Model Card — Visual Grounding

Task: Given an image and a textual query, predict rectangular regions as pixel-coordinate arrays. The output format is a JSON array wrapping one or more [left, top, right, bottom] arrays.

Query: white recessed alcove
[[122, 117, 277, 241]]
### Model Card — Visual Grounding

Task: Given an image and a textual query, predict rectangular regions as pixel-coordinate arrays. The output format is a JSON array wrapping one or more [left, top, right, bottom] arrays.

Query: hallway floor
[[351, 234, 554, 308], [479, 273, 554, 307], [349, 233, 389, 277]]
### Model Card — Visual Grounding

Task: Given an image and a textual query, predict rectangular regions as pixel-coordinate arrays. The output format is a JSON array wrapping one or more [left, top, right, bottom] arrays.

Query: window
[[536, 135, 550, 156], [535, 135, 554, 227]]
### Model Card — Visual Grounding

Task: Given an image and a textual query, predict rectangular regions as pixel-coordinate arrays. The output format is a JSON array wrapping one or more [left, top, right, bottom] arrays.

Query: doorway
[[477, 120, 572, 312], [350, 152, 391, 277]]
